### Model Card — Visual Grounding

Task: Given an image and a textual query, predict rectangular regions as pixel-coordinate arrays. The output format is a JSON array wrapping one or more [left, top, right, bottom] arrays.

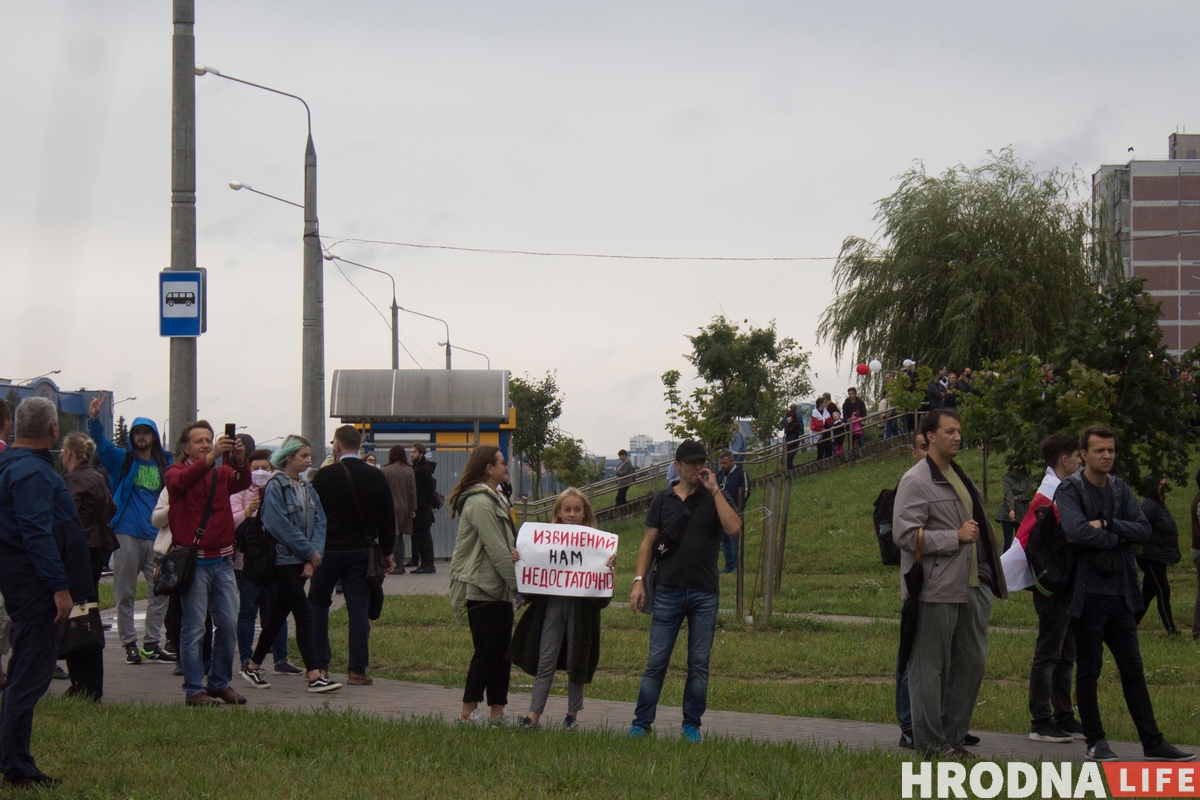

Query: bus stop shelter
[[329, 369, 514, 559]]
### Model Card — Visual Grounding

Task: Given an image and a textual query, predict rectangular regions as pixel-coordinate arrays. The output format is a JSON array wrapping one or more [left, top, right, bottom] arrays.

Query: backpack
[[235, 481, 278, 589], [431, 474, 444, 510], [872, 488, 902, 566], [1025, 504, 1075, 598]]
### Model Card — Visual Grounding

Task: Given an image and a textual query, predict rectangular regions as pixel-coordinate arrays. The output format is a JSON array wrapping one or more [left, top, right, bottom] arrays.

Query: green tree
[[817, 149, 1095, 370], [114, 415, 128, 448], [509, 372, 564, 499], [542, 436, 605, 489], [662, 316, 812, 450]]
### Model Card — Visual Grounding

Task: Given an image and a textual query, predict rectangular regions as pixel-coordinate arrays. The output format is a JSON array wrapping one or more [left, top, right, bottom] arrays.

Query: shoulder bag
[[152, 470, 217, 597], [641, 489, 705, 615]]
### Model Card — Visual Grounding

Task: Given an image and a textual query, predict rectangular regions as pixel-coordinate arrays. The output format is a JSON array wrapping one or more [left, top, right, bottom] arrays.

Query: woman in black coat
[[1139, 477, 1182, 635], [61, 432, 120, 700]]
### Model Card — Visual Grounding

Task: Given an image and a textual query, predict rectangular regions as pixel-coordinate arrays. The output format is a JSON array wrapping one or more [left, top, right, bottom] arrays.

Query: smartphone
[[224, 423, 237, 440]]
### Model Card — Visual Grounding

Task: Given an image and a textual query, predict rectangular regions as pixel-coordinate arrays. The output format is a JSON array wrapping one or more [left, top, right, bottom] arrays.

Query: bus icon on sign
[[165, 291, 195, 307]]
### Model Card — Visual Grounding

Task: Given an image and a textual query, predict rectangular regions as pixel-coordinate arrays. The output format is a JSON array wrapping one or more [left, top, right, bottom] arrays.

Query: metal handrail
[[519, 405, 917, 516]]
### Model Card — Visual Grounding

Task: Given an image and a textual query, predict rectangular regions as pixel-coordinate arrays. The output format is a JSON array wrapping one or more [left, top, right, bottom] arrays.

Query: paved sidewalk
[[72, 571, 1185, 763]]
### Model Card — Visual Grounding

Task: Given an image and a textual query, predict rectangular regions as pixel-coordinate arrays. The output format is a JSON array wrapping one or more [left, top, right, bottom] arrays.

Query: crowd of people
[[890, 408, 1196, 763]]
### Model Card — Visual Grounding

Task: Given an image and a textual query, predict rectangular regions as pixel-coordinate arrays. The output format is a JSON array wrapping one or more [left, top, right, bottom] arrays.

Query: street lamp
[[228, 181, 303, 209], [442, 343, 490, 369], [323, 253, 400, 370], [196, 63, 326, 463], [15, 369, 61, 385], [403, 308, 451, 369]]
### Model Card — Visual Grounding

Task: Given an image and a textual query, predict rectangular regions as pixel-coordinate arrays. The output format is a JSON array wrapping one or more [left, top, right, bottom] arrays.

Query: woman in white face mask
[[231, 450, 300, 674]]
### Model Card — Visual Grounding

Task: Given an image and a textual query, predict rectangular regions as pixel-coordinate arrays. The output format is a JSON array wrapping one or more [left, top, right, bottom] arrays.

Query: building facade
[[1093, 133, 1200, 353]]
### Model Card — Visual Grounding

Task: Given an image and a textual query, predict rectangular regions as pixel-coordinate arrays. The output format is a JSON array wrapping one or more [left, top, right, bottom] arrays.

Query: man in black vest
[[310, 426, 395, 686]]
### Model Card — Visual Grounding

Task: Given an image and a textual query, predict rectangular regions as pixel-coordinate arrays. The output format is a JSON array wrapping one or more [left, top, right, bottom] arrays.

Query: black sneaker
[[141, 645, 176, 663], [125, 643, 142, 665], [1057, 718, 1086, 741], [240, 667, 271, 689], [307, 675, 342, 693], [898, 731, 914, 750], [413, 565, 437, 574], [1144, 741, 1196, 762], [52, 665, 68, 680], [1086, 740, 1119, 762], [1029, 724, 1073, 743], [962, 733, 980, 746]]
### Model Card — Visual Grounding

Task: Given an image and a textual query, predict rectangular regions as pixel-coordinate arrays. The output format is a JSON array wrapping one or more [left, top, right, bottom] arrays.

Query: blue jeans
[[181, 557, 238, 698], [884, 419, 901, 439], [0, 612, 62, 781], [236, 571, 287, 667], [632, 586, 719, 730], [720, 532, 737, 572], [308, 550, 371, 674]]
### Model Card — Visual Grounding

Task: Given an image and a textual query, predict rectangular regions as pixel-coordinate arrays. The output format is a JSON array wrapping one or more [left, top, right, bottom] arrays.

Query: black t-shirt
[[644, 486, 724, 594]]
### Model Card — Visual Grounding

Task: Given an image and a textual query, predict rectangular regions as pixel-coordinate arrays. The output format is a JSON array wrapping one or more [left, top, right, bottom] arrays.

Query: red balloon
[[855, 363, 869, 376]]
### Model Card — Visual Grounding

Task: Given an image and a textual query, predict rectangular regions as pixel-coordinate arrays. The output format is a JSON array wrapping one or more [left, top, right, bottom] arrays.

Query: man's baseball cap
[[675, 440, 708, 464]]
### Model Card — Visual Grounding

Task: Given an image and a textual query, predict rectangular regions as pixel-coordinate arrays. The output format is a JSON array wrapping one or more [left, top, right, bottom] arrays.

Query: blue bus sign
[[159, 269, 206, 337]]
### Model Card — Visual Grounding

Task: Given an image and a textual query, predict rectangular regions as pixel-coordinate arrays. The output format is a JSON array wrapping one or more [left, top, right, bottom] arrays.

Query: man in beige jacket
[[893, 409, 1007, 757]]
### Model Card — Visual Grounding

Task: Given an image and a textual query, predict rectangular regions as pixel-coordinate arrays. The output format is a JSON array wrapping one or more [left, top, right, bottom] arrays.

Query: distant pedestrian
[[166, 421, 250, 707], [995, 461, 1034, 553], [364, 453, 377, 467], [783, 407, 801, 469], [614, 450, 635, 507], [1055, 427, 1193, 762], [310, 426, 396, 686], [811, 398, 830, 460], [410, 443, 438, 573], [627, 441, 742, 742], [382, 445, 417, 574], [925, 366, 948, 410], [511, 488, 614, 729], [241, 436, 341, 694], [60, 433, 118, 701], [0, 398, 92, 789], [1137, 477, 1181, 635], [894, 430, 928, 750], [828, 404, 845, 455], [882, 373, 901, 440], [729, 423, 747, 465], [842, 388, 867, 448], [448, 445, 519, 727], [716, 449, 748, 573]]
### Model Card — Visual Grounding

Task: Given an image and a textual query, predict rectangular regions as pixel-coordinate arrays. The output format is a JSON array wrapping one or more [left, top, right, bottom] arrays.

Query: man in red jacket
[[165, 421, 250, 707]]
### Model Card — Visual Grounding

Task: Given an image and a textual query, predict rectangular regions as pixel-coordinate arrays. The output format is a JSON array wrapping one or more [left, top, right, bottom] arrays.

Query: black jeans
[[1072, 592, 1162, 748], [464, 600, 513, 706], [0, 611, 62, 781], [64, 548, 108, 701], [785, 439, 798, 470], [411, 515, 435, 567], [252, 564, 315, 671], [309, 550, 371, 674], [615, 487, 629, 506], [1029, 592, 1077, 729], [1136, 558, 1177, 633]]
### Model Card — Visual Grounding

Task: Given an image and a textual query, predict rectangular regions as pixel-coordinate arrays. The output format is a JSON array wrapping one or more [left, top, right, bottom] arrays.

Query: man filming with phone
[[627, 440, 741, 743]]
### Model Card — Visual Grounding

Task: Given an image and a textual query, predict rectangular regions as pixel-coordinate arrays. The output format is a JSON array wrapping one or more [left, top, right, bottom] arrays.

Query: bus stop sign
[[159, 269, 207, 337]]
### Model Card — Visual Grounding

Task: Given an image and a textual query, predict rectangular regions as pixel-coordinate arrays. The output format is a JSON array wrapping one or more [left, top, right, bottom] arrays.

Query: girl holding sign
[[510, 488, 615, 729]]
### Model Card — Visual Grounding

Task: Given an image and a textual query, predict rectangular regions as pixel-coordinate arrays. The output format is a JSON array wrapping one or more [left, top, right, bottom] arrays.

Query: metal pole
[[302, 134, 326, 463], [445, 339, 451, 370], [390, 299, 399, 370], [169, 0, 197, 436]]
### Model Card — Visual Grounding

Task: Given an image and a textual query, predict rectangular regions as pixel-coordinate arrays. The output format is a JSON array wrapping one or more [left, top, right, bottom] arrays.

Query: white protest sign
[[515, 522, 618, 598]]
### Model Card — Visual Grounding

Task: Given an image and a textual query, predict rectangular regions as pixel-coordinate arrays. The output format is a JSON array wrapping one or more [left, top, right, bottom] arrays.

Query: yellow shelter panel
[[434, 431, 499, 447]]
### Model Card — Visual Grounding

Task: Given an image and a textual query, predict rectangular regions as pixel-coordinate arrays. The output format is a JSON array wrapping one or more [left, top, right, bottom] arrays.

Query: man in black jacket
[[1055, 426, 1193, 763], [842, 388, 868, 448], [409, 443, 438, 573], [309, 426, 395, 685]]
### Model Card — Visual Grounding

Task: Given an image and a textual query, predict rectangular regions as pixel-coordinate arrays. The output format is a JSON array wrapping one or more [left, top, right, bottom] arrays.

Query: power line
[[321, 234, 836, 262], [330, 262, 424, 369]]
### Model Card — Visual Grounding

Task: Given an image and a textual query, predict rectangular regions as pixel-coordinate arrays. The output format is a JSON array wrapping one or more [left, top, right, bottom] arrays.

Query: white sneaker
[[490, 711, 514, 728], [457, 709, 489, 726]]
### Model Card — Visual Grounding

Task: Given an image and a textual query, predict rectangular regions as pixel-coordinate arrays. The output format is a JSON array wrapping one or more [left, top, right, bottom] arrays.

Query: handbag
[[152, 471, 218, 597], [342, 463, 388, 587], [58, 602, 105, 659]]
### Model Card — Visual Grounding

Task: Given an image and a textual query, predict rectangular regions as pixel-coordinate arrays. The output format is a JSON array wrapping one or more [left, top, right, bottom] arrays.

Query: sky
[[1, 1, 1196, 456]]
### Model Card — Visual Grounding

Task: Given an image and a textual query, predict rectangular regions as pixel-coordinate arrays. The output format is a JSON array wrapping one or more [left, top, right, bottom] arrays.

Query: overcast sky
[[1, 1, 1195, 455]]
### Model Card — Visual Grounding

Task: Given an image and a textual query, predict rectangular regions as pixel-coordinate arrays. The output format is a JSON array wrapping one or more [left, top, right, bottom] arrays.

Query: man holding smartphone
[[627, 440, 741, 743]]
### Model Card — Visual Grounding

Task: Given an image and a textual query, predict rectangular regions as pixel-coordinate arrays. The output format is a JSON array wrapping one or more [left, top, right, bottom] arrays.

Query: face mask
[[251, 469, 272, 487]]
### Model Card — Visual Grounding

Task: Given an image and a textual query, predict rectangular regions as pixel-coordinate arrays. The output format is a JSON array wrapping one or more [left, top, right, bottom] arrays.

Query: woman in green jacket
[[448, 445, 519, 726], [995, 460, 1034, 553]]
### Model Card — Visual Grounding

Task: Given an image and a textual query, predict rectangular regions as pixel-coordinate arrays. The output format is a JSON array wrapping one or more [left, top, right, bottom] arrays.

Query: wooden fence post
[[762, 483, 780, 624], [773, 478, 792, 593]]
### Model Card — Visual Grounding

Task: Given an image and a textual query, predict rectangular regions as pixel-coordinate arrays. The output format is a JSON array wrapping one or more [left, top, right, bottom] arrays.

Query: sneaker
[[457, 709, 489, 726], [563, 715, 577, 731], [627, 725, 650, 739], [1057, 718, 1086, 741], [173, 663, 183, 677], [142, 645, 176, 663], [490, 712, 513, 728], [240, 667, 271, 689], [898, 731, 914, 750], [937, 745, 975, 761], [1086, 739, 1119, 762], [681, 723, 702, 743], [124, 643, 142, 665], [413, 565, 437, 574], [307, 675, 342, 693], [52, 665, 69, 680], [962, 733, 980, 746], [1030, 724, 1073, 743], [1144, 741, 1196, 762], [273, 660, 305, 676], [519, 716, 537, 729], [160, 643, 177, 659]]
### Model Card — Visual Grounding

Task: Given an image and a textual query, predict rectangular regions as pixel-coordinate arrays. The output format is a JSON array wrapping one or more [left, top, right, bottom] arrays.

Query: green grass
[[14, 696, 913, 800], [320, 594, 1200, 745], [96, 579, 148, 611]]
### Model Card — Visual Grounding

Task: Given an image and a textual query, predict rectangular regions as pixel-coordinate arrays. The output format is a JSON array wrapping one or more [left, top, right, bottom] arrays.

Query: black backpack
[[1025, 504, 1075, 598], [872, 488, 902, 566], [235, 479, 280, 589]]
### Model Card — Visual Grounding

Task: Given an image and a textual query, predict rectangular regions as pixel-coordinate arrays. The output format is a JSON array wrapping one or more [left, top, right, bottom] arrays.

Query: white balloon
[[869, 359, 883, 373]]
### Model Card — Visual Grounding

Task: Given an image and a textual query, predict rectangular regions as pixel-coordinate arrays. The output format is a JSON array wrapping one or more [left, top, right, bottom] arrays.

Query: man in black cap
[[627, 440, 742, 742]]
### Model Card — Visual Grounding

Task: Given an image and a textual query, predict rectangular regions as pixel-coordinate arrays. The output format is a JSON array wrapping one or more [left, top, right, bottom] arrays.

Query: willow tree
[[817, 149, 1096, 370]]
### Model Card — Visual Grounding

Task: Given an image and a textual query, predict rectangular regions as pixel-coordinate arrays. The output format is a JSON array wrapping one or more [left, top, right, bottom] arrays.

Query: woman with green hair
[[240, 435, 341, 693]]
